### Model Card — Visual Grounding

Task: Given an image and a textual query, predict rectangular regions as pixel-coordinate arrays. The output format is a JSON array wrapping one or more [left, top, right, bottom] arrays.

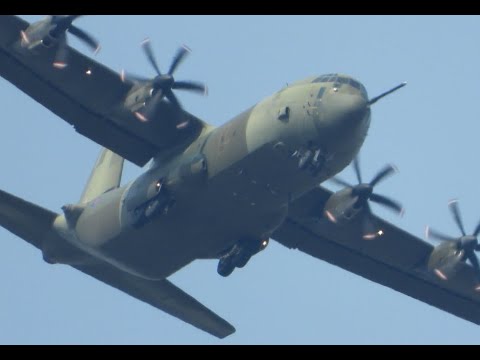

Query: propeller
[[425, 199, 480, 282], [123, 38, 207, 127], [331, 156, 403, 240], [47, 16, 100, 68]]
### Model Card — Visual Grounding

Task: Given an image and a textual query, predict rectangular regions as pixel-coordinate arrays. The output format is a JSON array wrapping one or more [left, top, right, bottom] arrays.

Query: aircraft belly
[[82, 143, 298, 279], [66, 92, 366, 279]]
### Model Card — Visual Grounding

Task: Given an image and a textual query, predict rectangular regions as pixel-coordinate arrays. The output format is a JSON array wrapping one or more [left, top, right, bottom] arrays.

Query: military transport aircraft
[[0, 15, 479, 339]]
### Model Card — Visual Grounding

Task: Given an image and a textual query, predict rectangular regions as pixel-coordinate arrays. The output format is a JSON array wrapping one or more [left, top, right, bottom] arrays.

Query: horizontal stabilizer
[[74, 261, 236, 339], [0, 188, 58, 250], [0, 187, 235, 338]]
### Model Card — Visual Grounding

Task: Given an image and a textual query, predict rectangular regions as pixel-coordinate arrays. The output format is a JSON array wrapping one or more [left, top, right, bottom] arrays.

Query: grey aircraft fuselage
[[50, 74, 371, 280]]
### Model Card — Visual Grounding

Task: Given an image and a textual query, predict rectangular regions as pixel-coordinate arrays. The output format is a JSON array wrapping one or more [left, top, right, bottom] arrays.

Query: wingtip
[[391, 164, 399, 173], [448, 198, 459, 206], [182, 44, 192, 53], [216, 325, 236, 339]]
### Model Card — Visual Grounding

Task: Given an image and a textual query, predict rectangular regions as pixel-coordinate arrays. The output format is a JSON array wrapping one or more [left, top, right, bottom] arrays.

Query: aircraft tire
[[235, 253, 252, 268], [217, 258, 235, 277]]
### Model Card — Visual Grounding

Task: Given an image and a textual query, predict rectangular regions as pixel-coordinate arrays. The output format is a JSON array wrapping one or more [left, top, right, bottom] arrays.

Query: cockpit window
[[312, 75, 367, 95], [317, 87, 326, 99], [313, 74, 335, 83], [349, 79, 367, 94], [349, 79, 361, 89]]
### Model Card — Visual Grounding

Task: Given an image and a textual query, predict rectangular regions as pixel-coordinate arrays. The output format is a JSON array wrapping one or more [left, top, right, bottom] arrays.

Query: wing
[[73, 262, 236, 339], [0, 185, 235, 339], [273, 186, 480, 325], [0, 16, 209, 167]]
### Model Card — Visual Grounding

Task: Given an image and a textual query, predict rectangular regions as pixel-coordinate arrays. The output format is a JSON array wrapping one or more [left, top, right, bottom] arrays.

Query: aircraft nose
[[329, 93, 368, 125], [312, 92, 370, 153]]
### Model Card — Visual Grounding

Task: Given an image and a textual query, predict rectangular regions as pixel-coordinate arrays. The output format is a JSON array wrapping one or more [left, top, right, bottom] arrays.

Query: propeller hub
[[460, 235, 478, 252], [50, 15, 76, 35], [353, 184, 373, 199], [154, 75, 175, 89]]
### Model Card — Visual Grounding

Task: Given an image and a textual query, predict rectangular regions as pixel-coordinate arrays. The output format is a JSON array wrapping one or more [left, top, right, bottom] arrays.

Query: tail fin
[[80, 148, 124, 204]]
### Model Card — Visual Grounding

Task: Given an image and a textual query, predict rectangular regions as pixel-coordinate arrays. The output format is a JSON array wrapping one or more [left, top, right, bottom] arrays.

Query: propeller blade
[[368, 82, 407, 106], [165, 90, 191, 129], [172, 80, 207, 95], [425, 226, 457, 242], [324, 209, 337, 223], [473, 217, 480, 237], [68, 25, 99, 52], [362, 204, 380, 240], [448, 199, 467, 236], [50, 15, 81, 36], [62, 15, 82, 27], [165, 89, 182, 110], [122, 71, 149, 83], [141, 38, 162, 76], [369, 164, 397, 187], [330, 177, 353, 188], [168, 45, 191, 75], [468, 253, 480, 281], [353, 157, 362, 184], [370, 193, 403, 215], [63, 15, 82, 23], [140, 90, 164, 122], [52, 37, 68, 69]]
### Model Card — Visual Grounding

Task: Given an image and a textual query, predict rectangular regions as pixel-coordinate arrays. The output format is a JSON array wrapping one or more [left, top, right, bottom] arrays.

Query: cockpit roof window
[[349, 79, 361, 89], [313, 73, 337, 82], [349, 79, 367, 94], [312, 75, 367, 94], [313, 75, 327, 83]]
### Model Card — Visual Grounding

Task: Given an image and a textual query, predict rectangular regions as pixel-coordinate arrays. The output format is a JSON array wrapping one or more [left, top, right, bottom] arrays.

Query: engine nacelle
[[323, 187, 363, 225], [124, 86, 155, 114], [121, 154, 208, 228], [427, 241, 464, 281], [20, 17, 59, 51]]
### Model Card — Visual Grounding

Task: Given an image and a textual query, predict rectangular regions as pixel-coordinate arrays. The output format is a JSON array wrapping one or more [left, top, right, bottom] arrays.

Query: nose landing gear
[[217, 238, 269, 277], [293, 144, 327, 177]]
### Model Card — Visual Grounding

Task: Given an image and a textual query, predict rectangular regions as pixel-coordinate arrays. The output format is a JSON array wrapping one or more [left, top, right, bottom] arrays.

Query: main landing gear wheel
[[298, 149, 313, 170], [235, 252, 252, 268], [216, 238, 269, 276], [296, 146, 326, 177], [144, 199, 161, 218], [217, 258, 235, 277]]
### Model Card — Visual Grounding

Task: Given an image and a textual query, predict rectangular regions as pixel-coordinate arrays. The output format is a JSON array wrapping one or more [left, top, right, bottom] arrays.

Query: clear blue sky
[[1, 15, 479, 344]]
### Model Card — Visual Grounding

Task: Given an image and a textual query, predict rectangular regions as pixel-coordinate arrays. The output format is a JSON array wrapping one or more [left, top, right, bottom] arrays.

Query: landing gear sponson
[[217, 238, 269, 277]]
